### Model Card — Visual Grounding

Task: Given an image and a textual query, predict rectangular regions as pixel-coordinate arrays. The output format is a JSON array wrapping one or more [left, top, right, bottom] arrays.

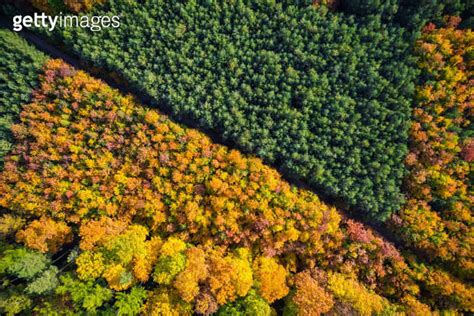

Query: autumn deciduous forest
[[0, 0, 472, 315]]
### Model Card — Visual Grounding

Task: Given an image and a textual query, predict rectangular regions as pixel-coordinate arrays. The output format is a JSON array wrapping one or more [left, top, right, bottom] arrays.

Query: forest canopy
[[41, 0, 419, 220], [0, 56, 445, 315], [0, 0, 472, 314]]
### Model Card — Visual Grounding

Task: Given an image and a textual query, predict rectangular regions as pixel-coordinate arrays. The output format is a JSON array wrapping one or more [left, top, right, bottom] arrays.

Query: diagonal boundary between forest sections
[[0, 15, 455, 279]]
